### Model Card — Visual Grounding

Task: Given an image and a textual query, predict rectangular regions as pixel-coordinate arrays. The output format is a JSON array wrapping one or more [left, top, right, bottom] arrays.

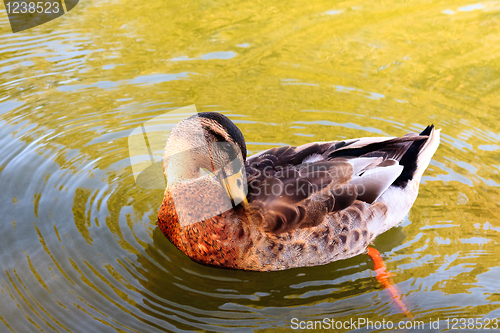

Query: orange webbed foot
[[366, 247, 413, 319]]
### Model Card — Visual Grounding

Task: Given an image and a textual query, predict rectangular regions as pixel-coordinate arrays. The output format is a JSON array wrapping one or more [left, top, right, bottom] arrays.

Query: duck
[[157, 112, 440, 272]]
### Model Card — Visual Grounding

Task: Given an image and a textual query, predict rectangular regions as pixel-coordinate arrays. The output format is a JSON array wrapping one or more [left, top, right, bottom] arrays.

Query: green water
[[1, 0, 500, 332]]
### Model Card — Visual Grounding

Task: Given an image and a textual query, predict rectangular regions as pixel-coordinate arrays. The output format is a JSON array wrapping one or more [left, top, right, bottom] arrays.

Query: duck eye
[[222, 143, 232, 152]]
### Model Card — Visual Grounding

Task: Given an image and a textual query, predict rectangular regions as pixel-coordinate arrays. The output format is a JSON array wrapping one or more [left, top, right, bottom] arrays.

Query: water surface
[[1, 0, 500, 332]]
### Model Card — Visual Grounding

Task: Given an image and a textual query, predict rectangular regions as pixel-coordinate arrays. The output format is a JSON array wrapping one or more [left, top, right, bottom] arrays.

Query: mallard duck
[[158, 112, 440, 271]]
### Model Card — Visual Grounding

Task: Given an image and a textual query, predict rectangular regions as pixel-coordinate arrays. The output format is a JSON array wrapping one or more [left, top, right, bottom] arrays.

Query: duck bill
[[218, 170, 248, 208]]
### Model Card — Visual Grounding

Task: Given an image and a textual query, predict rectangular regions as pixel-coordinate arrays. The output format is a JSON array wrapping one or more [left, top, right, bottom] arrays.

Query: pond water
[[1, 0, 500, 332]]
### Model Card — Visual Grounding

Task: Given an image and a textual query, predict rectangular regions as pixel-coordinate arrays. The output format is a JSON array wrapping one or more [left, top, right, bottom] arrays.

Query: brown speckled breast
[[157, 178, 252, 269]]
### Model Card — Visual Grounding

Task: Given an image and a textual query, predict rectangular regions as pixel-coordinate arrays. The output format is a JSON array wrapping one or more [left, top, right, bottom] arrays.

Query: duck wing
[[244, 127, 432, 234]]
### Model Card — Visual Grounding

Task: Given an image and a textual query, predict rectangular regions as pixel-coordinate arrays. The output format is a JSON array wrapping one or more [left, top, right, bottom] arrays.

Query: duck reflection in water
[[156, 112, 440, 316]]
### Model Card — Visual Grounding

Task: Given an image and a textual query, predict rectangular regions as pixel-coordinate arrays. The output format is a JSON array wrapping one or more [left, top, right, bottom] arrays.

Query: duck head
[[162, 112, 248, 204]]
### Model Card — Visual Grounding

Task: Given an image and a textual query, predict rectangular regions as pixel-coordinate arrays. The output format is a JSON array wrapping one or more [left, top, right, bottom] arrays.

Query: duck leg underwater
[[367, 247, 412, 318]]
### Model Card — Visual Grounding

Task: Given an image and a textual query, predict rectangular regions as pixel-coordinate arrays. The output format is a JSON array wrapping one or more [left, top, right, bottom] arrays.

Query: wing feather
[[243, 135, 427, 234]]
